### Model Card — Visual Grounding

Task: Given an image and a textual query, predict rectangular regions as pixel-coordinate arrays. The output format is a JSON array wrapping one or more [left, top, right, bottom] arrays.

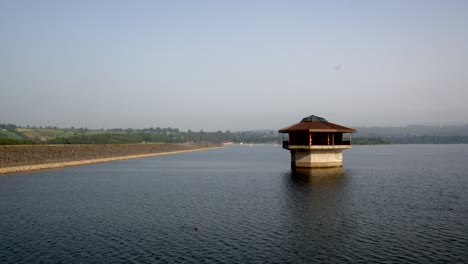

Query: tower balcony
[[282, 141, 352, 150]]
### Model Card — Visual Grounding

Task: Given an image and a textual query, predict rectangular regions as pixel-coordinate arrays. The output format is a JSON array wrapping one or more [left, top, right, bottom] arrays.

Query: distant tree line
[[43, 133, 468, 145], [352, 137, 391, 145], [353, 136, 468, 144], [46, 129, 282, 144], [0, 123, 18, 131], [0, 138, 38, 145], [2, 123, 468, 145], [386, 136, 468, 144]]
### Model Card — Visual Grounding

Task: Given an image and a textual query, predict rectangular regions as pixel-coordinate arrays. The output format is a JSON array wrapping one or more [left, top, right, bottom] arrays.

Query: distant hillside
[[0, 123, 281, 145], [2, 123, 468, 145], [354, 125, 468, 144], [355, 125, 468, 137]]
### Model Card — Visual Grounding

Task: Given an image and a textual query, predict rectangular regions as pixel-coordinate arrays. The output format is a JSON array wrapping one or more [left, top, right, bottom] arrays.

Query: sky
[[1, 0, 468, 131]]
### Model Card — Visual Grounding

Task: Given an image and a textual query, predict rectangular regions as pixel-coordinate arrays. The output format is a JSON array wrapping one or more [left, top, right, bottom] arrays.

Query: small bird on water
[[193, 226, 199, 232]]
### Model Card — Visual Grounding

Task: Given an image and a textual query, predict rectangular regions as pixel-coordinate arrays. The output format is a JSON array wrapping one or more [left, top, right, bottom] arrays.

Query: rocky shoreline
[[0, 143, 222, 175]]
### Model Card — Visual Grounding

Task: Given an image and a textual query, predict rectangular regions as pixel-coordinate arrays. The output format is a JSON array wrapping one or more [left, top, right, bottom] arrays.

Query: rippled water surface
[[1, 145, 468, 263]]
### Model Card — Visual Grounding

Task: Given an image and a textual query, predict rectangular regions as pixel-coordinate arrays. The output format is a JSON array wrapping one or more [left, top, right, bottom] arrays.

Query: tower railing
[[282, 140, 351, 149]]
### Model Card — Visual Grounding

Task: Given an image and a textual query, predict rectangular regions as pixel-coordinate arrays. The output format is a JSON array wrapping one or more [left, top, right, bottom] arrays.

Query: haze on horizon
[[1, 0, 467, 131]]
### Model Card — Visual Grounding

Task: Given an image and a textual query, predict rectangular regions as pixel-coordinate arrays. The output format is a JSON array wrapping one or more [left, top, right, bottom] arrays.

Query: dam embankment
[[0, 143, 222, 175]]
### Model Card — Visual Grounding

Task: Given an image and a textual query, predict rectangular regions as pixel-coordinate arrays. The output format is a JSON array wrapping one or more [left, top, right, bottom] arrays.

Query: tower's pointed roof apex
[[301, 115, 327, 122]]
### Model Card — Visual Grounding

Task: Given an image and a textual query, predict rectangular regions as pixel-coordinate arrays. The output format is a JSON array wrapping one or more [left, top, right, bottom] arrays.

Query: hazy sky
[[1, 0, 467, 131]]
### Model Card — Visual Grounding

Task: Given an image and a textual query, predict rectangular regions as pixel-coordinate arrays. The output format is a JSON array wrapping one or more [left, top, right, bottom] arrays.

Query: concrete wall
[[291, 149, 344, 168]]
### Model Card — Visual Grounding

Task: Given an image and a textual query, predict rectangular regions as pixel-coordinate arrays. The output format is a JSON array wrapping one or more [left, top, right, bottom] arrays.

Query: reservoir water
[[1, 145, 467, 263]]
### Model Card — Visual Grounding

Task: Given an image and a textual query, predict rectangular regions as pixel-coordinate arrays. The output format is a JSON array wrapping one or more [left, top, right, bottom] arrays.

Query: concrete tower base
[[289, 146, 351, 169]]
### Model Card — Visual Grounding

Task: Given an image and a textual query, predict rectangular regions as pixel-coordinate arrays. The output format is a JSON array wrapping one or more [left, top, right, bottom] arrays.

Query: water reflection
[[289, 167, 344, 185], [282, 167, 348, 207], [281, 168, 357, 261]]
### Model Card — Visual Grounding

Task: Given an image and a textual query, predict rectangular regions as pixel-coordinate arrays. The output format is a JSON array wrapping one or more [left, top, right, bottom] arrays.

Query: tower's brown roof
[[279, 115, 357, 133]]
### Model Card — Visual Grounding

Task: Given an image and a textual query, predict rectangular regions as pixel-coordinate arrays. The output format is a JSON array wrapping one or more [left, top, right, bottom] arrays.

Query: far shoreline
[[0, 144, 222, 175]]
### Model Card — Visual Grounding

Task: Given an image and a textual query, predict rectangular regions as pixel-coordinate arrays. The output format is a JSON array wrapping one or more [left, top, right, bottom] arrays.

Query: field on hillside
[[1, 125, 282, 145], [14, 128, 126, 141], [0, 129, 24, 140], [17, 128, 75, 140]]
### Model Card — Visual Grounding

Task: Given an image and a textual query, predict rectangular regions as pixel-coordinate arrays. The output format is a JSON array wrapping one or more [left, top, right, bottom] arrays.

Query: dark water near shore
[[1, 145, 468, 263]]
